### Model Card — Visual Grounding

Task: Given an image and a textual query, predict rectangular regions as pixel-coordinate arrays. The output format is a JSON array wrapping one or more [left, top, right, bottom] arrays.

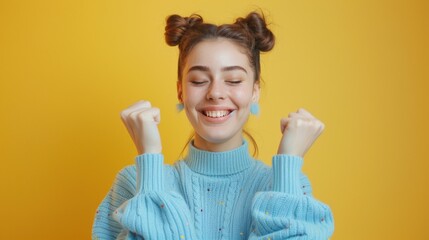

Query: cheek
[[232, 88, 254, 107], [183, 88, 200, 106]]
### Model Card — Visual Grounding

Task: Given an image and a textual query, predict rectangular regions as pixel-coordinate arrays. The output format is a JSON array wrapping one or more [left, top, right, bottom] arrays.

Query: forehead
[[184, 38, 251, 71]]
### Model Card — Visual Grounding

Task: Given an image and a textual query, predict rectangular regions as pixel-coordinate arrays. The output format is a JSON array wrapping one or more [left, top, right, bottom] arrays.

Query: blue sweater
[[92, 140, 334, 239]]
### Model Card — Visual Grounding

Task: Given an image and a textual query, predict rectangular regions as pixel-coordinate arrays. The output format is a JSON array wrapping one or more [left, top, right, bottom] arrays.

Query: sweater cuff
[[135, 153, 164, 193], [272, 154, 303, 194]]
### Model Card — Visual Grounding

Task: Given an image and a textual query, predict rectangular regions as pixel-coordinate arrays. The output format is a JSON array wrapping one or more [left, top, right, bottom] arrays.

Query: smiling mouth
[[202, 110, 232, 118]]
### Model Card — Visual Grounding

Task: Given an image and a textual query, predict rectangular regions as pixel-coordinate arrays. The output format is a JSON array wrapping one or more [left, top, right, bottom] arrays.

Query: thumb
[[142, 108, 161, 124], [280, 117, 290, 134]]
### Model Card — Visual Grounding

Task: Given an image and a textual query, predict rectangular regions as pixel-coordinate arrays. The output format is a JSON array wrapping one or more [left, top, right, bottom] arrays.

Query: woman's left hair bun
[[234, 12, 275, 52], [165, 14, 203, 46]]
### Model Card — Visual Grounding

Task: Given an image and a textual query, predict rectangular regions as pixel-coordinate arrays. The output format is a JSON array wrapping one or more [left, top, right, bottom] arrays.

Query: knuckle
[[136, 112, 148, 121], [314, 119, 324, 128], [120, 110, 127, 119], [137, 100, 151, 107], [129, 111, 139, 119]]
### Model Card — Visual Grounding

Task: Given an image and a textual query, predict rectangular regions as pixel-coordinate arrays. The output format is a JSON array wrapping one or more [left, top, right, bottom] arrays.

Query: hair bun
[[165, 14, 203, 46], [235, 12, 275, 52]]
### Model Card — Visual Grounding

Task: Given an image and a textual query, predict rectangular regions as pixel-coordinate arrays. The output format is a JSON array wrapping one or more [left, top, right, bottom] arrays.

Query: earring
[[250, 103, 260, 115], [176, 103, 184, 112]]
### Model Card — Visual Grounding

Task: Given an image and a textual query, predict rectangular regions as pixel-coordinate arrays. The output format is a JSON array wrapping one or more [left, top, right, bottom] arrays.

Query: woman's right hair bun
[[235, 11, 275, 52], [165, 14, 203, 46]]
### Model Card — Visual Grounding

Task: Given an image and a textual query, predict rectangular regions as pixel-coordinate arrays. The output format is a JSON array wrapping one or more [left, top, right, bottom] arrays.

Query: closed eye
[[190, 81, 208, 85], [226, 80, 243, 85]]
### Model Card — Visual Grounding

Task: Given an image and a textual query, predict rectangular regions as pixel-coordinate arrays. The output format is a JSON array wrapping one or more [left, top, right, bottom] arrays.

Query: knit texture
[[92, 140, 334, 239]]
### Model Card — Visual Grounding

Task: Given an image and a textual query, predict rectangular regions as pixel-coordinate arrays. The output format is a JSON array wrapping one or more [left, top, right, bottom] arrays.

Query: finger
[[280, 117, 290, 133], [131, 107, 161, 124], [121, 100, 152, 117], [147, 108, 161, 124], [121, 102, 151, 143], [288, 112, 301, 118], [297, 108, 315, 119], [120, 100, 153, 130], [288, 112, 311, 122], [317, 121, 325, 134], [120, 111, 136, 143]]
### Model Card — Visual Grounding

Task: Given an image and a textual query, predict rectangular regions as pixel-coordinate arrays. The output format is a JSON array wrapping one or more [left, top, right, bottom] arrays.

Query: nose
[[206, 80, 226, 101]]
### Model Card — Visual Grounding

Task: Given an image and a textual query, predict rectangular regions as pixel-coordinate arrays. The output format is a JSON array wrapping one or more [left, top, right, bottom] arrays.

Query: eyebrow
[[187, 65, 247, 74]]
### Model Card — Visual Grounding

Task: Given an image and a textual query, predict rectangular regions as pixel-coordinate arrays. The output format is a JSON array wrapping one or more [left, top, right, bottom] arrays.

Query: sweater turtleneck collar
[[183, 140, 253, 176]]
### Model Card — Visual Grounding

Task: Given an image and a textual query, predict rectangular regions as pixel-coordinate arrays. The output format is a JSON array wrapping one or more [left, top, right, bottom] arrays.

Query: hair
[[164, 11, 275, 158], [165, 11, 275, 82]]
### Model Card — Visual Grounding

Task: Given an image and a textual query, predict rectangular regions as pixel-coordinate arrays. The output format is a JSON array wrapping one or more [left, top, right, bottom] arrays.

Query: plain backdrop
[[0, 0, 428, 239]]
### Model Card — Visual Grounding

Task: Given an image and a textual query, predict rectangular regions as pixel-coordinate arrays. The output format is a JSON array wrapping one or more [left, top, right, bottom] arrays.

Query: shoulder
[[248, 158, 271, 177], [252, 158, 271, 171], [241, 159, 273, 190]]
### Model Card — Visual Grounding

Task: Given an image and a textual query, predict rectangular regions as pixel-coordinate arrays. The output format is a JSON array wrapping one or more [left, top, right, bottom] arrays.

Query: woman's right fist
[[120, 100, 162, 155]]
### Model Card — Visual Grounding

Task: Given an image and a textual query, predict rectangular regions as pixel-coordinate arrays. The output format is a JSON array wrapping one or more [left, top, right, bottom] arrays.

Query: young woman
[[92, 11, 334, 240]]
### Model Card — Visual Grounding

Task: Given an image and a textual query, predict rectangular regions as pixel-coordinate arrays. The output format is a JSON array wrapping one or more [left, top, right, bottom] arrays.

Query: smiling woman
[[180, 38, 259, 152], [92, 10, 334, 240]]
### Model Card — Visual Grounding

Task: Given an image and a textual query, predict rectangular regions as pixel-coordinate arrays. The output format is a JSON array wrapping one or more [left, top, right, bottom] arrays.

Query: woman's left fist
[[277, 108, 325, 158]]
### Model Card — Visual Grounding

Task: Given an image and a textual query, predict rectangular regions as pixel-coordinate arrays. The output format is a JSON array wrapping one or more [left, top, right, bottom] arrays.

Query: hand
[[120, 100, 162, 155], [277, 108, 325, 158]]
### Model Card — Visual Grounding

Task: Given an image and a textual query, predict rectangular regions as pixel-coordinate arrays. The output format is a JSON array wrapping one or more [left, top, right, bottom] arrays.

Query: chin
[[202, 136, 233, 145], [196, 127, 242, 145]]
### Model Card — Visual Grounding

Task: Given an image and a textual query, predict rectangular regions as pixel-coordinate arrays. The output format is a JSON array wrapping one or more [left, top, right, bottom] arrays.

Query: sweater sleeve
[[92, 165, 137, 240], [249, 155, 334, 240], [110, 153, 198, 240]]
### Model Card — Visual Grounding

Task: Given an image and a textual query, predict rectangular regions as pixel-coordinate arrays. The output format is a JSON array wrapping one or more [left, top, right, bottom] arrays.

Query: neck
[[193, 133, 243, 152], [184, 139, 252, 175]]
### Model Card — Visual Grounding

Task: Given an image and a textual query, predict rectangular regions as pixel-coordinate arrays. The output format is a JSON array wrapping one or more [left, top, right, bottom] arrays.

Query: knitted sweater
[[92, 140, 334, 239]]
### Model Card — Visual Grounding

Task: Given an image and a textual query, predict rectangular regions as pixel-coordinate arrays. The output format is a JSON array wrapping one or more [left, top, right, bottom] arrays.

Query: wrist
[[276, 147, 303, 157], [272, 154, 303, 194], [139, 146, 162, 155], [135, 153, 164, 193]]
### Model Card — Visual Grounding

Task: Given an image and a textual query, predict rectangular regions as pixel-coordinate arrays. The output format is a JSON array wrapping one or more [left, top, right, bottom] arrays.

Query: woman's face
[[178, 38, 260, 151]]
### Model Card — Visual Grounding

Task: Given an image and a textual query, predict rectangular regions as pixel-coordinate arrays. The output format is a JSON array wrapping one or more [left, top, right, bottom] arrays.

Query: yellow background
[[1, 0, 428, 239]]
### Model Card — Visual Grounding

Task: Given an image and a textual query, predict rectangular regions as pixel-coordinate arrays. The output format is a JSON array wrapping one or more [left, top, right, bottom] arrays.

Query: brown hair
[[164, 11, 275, 158], [165, 11, 275, 82]]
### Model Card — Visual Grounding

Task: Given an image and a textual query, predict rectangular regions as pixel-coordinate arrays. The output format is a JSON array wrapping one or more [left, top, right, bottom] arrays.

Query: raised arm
[[111, 153, 198, 239], [249, 154, 334, 239], [249, 108, 334, 239], [93, 100, 198, 239]]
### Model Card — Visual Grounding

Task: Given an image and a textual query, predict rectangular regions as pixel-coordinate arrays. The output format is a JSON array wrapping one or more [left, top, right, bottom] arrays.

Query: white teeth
[[204, 110, 230, 118]]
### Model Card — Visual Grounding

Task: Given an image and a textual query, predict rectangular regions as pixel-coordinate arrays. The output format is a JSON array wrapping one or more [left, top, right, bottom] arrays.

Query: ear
[[252, 81, 260, 103], [177, 81, 183, 102]]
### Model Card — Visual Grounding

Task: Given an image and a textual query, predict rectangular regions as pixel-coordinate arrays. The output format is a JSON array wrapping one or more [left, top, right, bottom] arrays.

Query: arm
[[107, 100, 196, 238], [92, 100, 198, 239], [249, 154, 334, 240], [111, 153, 198, 240], [91, 154, 198, 240], [92, 166, 136, 240]]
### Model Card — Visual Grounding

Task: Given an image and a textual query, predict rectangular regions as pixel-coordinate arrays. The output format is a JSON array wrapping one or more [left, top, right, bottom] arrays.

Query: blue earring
[[176, 103, 184, 112], [250, 103, 260, 115]]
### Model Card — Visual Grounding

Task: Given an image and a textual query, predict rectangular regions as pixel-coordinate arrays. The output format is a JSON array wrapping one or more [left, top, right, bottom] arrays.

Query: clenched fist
[[120, 100, 162, 155], [277, 108, 325, 158]]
